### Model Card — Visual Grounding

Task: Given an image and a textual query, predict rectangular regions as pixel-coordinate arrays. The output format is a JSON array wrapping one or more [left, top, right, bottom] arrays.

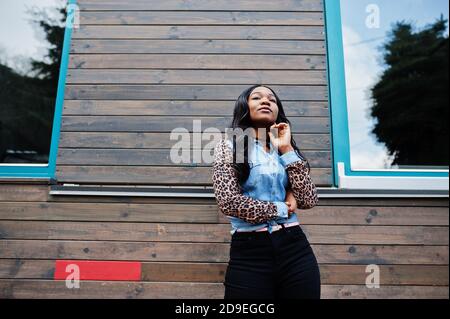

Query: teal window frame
[[324, 0, 449, 190], [0, 0, 77, 179]]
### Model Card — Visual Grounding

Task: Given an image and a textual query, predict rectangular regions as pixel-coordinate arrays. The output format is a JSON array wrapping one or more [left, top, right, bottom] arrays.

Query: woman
[[212, 85, 321, 299]]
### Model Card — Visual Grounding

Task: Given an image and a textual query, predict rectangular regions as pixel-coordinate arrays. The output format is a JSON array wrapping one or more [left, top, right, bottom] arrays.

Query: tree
[[0, 4, 66, 163], [370, 18, 449, 167], [29, 6, 66, 89]]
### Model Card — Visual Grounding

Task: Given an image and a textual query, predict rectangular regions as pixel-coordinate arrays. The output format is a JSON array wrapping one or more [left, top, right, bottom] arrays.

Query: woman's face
[[248, 86, 279, 127]]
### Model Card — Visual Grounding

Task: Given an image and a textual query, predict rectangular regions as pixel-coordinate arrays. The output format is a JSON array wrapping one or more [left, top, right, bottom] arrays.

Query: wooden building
[[0, 0, 448, 298]]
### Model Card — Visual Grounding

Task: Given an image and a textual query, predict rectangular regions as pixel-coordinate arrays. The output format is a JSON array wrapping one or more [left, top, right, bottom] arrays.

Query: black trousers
[[224, 224, 321, 299]]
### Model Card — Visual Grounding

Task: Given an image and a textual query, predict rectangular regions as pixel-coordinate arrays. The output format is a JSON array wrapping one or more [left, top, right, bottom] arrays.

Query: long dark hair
[[228, 85, 311, 185]]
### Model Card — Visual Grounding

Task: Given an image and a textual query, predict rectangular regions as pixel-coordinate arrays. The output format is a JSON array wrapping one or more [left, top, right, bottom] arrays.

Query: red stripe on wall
[[54, 260, 141, 281]]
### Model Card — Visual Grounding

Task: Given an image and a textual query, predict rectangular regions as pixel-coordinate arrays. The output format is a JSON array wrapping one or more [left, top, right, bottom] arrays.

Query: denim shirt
[[224, 139, 303, 235]]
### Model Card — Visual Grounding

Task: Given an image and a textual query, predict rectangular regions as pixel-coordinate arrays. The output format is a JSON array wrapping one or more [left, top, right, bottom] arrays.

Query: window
[[324, 0, 449, 190], [0, 0, 76, 178]]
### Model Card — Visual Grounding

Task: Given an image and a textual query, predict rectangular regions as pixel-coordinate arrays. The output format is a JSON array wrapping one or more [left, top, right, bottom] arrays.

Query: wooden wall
[[0, 0, 448, 299], [57, 0, 332, 186], [0, 183, 448, 298]]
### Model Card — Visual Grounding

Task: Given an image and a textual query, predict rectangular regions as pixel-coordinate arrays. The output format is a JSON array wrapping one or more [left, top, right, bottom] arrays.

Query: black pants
[[224, 224, 321, 299]]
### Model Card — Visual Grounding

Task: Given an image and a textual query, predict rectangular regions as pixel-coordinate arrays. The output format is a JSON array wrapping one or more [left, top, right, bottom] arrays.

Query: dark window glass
[[0, 0, 66, 164]]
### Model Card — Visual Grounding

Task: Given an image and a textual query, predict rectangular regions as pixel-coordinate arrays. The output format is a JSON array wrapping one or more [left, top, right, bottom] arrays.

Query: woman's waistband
[[235, 221, 300, 233]]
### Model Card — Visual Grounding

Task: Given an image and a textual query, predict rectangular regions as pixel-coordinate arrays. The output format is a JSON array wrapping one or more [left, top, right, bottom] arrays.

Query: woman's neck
[[253, 127, 270, 142]]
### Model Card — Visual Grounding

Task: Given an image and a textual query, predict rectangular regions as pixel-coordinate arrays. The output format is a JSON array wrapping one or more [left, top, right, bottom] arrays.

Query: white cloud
[[341, 25, 395, 170], [0, 0, 64, 70]]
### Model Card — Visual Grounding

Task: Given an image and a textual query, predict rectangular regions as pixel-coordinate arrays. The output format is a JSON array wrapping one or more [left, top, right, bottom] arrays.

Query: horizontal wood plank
[[44, 195, 449, 208], [1, 280, 447, 299], [0, 185, 49, 202], [78, 0, 324, 12], [72, 25, 325, 40], [63, 100, 329, 116], [55, 166, 332, 185], [1, 240, 448, 264], [1, 202, 447, 226], [64, 85, 328, 101], [0, 202, 223, 223], [0, 260, 447, 286], [56, 149, 331, 167], [141, 263, 449, 285], [66, 69, 327, 85], [70, 40, 326, 54], [1, 221, 448, 245], [59, 132, 331, 150], [79, 11, 325, 26], [60, 116, 330, 133], [0, 279, 223, 299], [320, 285, 449, 299], [0, 280, 447, 299], [69, 54, 327, 70]]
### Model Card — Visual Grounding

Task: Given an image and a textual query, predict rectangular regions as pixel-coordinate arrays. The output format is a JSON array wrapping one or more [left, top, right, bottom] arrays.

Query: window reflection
[[0, 0, 65, 164], [340, 0, 449, 170]]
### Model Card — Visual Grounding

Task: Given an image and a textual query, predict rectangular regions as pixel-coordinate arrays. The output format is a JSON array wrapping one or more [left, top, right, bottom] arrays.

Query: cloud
[[341, 25, 394, 169], [0, 0, 64, 63]]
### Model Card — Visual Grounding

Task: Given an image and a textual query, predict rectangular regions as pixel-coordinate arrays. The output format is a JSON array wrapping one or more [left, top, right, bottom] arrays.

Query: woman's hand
[[268, 122, 294, 154], [285, 189, 298, 217]]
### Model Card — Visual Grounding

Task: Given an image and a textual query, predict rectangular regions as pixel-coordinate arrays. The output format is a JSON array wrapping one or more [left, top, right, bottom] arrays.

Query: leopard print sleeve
[[285, 159, 319, 209], [212, 140, 280, 224]]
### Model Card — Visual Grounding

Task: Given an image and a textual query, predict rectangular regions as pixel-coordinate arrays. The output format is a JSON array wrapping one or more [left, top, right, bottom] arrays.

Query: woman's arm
[[281, 153, 319, 209], [212, 140, 289, 224], [269, 122, 318, 209], [285, 188, 298, 216]]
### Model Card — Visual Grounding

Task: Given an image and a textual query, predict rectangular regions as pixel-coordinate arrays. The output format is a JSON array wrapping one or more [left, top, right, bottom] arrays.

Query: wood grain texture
[[1, 240, 448, 264], [79, 11, 325, 26], [59, 0, 329, 187], [0, 185, 49, 202], [60, 116, 330, 133], [44, 195, 448, 208], [66, 69, 327, 85], [1, 221, 448, 245], [78, 0, 325, 11], [1, 201, 448, 226], [59, 132, 331, 150], [1, 279, 448, 299], [71, 39, 326, 54], [0, 280, 447, 299], [65, 85, 328, 101], [63, 100, 329, 116], [69, 54, 327, 70], [56, 149, 331, 167], [55, 166, 332, 185], [0, 260, 447, 286], [72, 25, 325, 40]]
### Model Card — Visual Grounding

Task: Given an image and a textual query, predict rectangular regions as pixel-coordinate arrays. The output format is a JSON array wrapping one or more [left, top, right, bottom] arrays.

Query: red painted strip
[[54, 260, 141, 281]]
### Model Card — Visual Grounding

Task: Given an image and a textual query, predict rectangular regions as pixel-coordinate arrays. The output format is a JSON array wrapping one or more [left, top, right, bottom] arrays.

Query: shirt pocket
[[245, 162, 263, 188]]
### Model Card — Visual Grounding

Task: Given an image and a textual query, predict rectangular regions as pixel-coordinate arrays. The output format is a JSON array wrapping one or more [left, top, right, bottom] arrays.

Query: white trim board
[[337, 162, 449, 191]]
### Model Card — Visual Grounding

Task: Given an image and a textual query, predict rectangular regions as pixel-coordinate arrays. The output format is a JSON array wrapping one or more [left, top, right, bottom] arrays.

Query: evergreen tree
[[370, 18, 449, 167], [0, 5, 66, 163]]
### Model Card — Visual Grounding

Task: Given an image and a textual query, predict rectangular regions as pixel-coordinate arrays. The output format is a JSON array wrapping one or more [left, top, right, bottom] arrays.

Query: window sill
[[337, 163, 449, 192]]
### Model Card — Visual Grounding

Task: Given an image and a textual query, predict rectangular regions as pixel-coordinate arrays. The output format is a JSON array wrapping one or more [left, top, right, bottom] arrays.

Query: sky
[[340, 0, 449, 170], [0, 0, 64, 73]]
